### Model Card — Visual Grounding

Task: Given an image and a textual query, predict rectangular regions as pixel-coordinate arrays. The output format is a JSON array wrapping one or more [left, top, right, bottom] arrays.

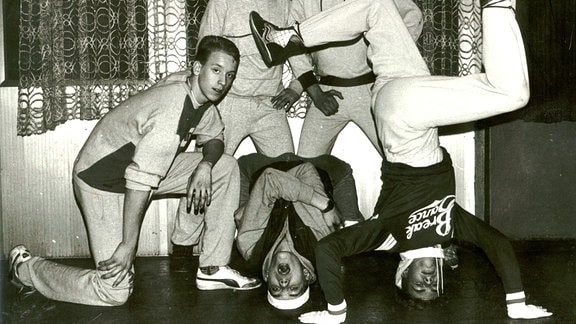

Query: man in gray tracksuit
[[170, 0, 304, 268], [287, 0, 423, 158]]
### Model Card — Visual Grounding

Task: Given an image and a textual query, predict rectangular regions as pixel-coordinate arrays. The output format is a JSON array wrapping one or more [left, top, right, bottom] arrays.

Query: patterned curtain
[[17, 0, 208, 136], [415, 0, 481, 77], [457, 0, 482, 77], [17, 0, 482, 136]]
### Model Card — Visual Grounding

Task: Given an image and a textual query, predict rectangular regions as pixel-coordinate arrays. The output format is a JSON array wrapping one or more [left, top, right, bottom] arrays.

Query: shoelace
[[436, 257, 444, 295], [483, 0, 515, 13], [224, 267, 249, 280]]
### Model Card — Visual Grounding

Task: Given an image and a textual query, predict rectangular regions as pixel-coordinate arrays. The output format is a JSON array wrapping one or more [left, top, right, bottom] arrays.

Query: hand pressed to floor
[[298, 310, 345, 324]]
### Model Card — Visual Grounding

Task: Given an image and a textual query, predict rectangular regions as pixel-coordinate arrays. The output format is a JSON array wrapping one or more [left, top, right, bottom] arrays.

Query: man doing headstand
[[248, 0, 552, 322]]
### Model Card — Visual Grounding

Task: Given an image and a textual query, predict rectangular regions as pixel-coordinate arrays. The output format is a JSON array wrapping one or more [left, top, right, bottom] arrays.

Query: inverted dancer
[[248, 0, 552, 322]]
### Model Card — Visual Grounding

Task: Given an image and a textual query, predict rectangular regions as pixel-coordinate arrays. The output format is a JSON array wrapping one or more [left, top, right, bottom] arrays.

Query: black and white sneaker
[[249, 11, 301, 67], [196, 266, 261, 291], [9, 245, 35, 292]]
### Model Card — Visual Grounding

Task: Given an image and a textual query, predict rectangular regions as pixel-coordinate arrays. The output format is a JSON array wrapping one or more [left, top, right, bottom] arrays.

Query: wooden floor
[[2, 240, 575, 323]]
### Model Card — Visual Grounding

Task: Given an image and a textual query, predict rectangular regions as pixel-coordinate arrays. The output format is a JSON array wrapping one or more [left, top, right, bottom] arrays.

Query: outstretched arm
[[453, 205, 552, 319], [301, 216, 396, 323]]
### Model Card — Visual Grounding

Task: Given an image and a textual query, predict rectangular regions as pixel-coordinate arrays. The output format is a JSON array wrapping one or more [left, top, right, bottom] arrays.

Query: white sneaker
[[196, 266, 261, 291], [9, 245, 34, 290]]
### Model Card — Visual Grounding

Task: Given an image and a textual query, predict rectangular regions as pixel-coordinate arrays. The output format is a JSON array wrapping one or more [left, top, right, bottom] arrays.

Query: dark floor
[[2, 240, 575, 324]]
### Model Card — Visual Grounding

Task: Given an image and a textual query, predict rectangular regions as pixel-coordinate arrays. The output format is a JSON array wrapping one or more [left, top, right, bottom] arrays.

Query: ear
[[401, 268, 409, 278], [192, 60, 202, 76], [303, 268, 311, 281]]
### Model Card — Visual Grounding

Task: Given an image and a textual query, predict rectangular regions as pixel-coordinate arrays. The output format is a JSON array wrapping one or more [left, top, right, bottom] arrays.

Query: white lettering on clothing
[[405, 195, 455, 239]]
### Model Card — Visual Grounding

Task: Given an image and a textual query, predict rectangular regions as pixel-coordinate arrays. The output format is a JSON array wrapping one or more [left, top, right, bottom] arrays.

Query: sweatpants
[[297, 83, 382, 157], [17, 153, 239, 306], [293, 0, 528, 308], [170, 93, 296, 247], [297, 0, 528, 166], [218, 93, 295, 156]]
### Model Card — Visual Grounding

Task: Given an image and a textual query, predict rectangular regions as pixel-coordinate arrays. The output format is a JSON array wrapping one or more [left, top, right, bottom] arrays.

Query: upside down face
[[266, 251, 309, 300], [402, 257, 440, 301]]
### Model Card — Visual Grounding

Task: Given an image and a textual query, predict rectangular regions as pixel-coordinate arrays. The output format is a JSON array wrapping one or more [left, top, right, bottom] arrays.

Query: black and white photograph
[[1, 0, 575, 323]]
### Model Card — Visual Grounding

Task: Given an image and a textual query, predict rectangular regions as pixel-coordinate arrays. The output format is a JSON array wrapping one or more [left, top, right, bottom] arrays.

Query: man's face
[[194, 50, 237, 103], [403, 257, 440, 301], [266, 251, 308, 300]]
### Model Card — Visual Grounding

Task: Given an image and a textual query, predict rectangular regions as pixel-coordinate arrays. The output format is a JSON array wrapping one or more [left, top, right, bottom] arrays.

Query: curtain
[[415, 0, 482, 77], [17, 0, 208, 136], [17, 0, 480, 136]]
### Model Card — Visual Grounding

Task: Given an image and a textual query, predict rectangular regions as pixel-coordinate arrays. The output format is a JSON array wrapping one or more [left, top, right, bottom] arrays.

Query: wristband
[[297, 71, 318, 90], [506, 291, 526, 305], [328, 300, 347, 314], [321, 199, 335, 213]]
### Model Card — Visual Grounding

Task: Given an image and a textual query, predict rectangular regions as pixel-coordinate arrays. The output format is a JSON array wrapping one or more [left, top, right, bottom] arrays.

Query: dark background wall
[[486, 120, 576, 239], [481, 0, 576, 240]]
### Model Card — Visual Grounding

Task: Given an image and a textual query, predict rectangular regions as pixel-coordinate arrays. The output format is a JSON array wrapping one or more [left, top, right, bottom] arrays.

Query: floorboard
[[2, 240, 575, 323]]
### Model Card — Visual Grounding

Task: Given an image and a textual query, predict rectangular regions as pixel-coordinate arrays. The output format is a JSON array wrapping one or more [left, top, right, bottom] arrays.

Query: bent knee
[[494, 84, 531, 115], [510, 84, 530, 110], [94, 274, 134, 306], [374, 85, 410, 131], [489, 76, 530, 113], [105, 287, 132, 306]]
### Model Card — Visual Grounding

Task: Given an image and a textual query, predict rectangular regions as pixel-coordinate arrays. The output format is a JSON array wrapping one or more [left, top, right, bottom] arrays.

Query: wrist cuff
[[297, 71, 318, 90], [506, 291, 526, 305], [327, 300, 347, 314]]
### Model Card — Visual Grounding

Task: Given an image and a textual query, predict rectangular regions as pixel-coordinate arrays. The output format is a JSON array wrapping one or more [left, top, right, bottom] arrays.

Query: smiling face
[[191, 50, 238, 104], [266, 251, 308, 300], [402, 257, 440, 301]]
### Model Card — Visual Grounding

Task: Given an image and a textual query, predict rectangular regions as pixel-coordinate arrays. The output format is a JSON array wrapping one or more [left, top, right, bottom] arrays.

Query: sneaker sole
[[9, 245, 32, 289], [249, 12, 274, 67], [196, 278, 262, 291]]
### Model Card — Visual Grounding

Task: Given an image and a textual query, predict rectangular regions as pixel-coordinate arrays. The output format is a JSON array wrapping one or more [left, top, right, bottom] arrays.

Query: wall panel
[[1, 87, 168, 257], [2, 86, 474, 257]]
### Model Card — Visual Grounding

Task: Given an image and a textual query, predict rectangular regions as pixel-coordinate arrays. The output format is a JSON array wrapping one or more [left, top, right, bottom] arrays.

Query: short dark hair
[[396, 286, 437, 310], [196, 35, 240, 64]]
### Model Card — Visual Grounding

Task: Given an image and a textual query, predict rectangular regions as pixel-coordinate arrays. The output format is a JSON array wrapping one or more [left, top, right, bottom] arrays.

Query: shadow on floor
[[2, 240, 575, 323]]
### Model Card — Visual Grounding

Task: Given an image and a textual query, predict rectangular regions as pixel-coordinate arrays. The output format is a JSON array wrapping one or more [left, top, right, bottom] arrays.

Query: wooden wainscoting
[[1, 86, 475, 258], [0, 87, 176, 257]]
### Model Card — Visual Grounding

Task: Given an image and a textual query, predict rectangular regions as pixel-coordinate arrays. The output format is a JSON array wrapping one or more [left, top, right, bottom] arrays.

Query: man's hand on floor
[[299, 310, 345, 324], [508, 303, 553, 319]]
